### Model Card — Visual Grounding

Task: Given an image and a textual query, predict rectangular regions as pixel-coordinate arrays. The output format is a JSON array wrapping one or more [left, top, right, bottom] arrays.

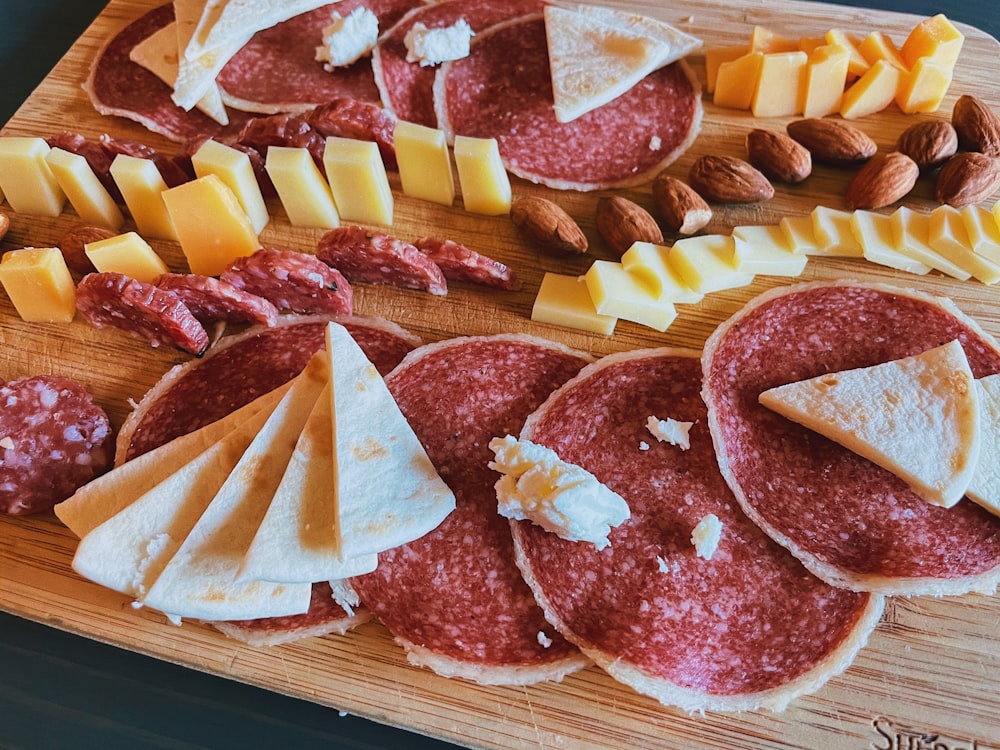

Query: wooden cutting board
[[2, 1, 1000, 748]]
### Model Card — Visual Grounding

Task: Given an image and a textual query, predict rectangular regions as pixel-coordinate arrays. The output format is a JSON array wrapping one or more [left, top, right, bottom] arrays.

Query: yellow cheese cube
[[858, 32, 908, 70], [0, 247, 76, 323], [900, 14, 964, 69], [265, 146, 340, 229], [962, 205, 1000, 265], [889, 207, 970, 280], [751, 51, 808, 118], [713, 53, 764, 110], [191, 139, 269, 233], [840, 60, 903, 119], [779, 214, 821, 254], [583, 260, 677, 332], [161, 174, 261, 276], [732, 225, 808, 276], [810, 206, 864, 256], [704, 45, 748, 95], [797, 36, 827, 56], [531, 272, 616, 335], [895, 58, 953, 114], [620, 241, 702, 303], [927, 205, 1000, 283], [668, 234, 753, 294], [84, 231, 170, 283], [322, 137, 394, 226], [109, 154, 177, 240], [824, 29, 870, 79], [45, 147, 124, 230], [453, 136, 511, 216], [850, 210, 930, 274], [0, 137, 66, 217], [394, 120, 455, 206], [801, 44, 850, 118], [749, 26, 798, 54]]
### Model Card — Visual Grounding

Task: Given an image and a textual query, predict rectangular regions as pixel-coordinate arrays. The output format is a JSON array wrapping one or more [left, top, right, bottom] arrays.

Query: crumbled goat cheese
[[404, 19, 474, 67], [646, 415, 694, 450], [691, 514, 723, 560], [315, 7, 379, 69]]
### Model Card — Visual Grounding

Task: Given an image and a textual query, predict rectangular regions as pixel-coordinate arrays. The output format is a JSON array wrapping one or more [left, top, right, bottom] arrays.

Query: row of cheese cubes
[[707, 14, 964, 119], [531, 201, 1000, 335]]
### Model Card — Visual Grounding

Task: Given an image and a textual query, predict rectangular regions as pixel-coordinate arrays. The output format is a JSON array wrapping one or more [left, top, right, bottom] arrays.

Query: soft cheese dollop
[[488, 435, 630, 550], [404, 19, 475, 67], [646, 415, 694, 450], [315, 7, 379, 69], [691, 514, 723, 560]]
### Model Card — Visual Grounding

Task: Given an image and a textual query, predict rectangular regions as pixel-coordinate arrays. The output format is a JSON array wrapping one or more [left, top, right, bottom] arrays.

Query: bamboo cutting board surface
[[2, 0, 1000, 747]]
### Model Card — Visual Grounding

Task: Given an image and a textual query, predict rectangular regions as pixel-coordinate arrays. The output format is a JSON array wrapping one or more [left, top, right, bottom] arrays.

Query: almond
[[935, 152, 1000, 207], [594, 196, 663, 257], [895, 120, 958, 171], [786, 118, 877, 165], [510, 196, 588, 254], [952, 94, 1000, 157], [58, 223, 115, 275], [0, 213, 9, 243], [845, 151, 920, 209], [745, 129, 812, 183], [688, 155, 774, 204], [651, 173, 712, 235]]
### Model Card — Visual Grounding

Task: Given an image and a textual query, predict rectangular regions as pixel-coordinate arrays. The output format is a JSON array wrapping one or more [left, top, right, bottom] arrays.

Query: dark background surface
[[0, 0, 997, 748]]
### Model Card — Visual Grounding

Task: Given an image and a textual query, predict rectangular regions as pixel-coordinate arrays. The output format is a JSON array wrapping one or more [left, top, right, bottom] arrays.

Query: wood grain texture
[[2, 1, 1000, 748]]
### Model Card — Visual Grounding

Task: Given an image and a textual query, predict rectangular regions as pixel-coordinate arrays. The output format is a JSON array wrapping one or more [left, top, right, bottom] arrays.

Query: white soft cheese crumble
[[404, 19, 474, 67], [691, 514, 723, 560], [646, 415, 694, 450], [315, 7, 379, 69]]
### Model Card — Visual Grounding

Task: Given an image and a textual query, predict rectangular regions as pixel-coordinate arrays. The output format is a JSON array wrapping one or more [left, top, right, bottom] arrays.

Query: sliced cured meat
[[216, 0, 425, 115], [512, 349, 882, 712], [220, 248, 352, 315], [306, 98, 397, 170], [118, 314, 420, 461], [352, 334, 592, 685], [412, 237, 519, 290], [153, 273, 279, 326], [76, 272, 210, 356], [373, 0, 546, 127], [702, 280, 1000, 597], [316, 226, 447, 295], [435, 15, 703, 191], [0, 376, 112, 516]]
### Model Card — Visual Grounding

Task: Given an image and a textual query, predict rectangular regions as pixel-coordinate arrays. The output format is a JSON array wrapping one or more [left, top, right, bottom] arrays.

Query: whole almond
[[786, 118, 878, 165], [895, 120, 958, 171], [952, 94, 1000, 157], [594, 196, 663, 257], [846, 151, 920, 209], [745, 129, 812, 183], [651, 173, 712, 235], [58, 223, 115, 275], [0, 213, 9, 243], [688, 155, 774, 204], [510, 196, 588, 254], [935, 152, 1000, 207]]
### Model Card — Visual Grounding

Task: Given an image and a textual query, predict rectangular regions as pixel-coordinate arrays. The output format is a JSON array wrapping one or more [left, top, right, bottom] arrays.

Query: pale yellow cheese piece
[[889, 206, 971, 280], [0, 137, 66, 217], [619, 241, 703, 303], [713, 52, 764, 110], [895, 58, 954, 114], [531, 272, 616, 335], [731, 225, 808, 276], [453, 135, 511, 216], [748, 26, 798, 54], [824, 29, 870, 79], [322, 137, 393, 226], [900, 14, 964, 69], [779, 214, 821, 254], [962, 205, 1000, 265], [583, 260, 677, 332], [0, 247, 76, 323], [667, 234, 754, 294], [161, 174, 261, 276], [751, 51, 808, 118], [840, 59, 903, 119], [191, 139, 269, 233], [265, 146, 340, 229], [394, 120, 455, 206], [967, 374, 1000, 516], [797, 36, 827, 56], [109, 154, 178, 241], [858, 31, 908, 70], [704, 45, 747, 95], [810, 206, 864, 257], [850, 210, 930, 274], [801, 44, 850, 118], [44, 148, 124, 229], [928, 205, 1000, 283], [84, 231, 171, 283]]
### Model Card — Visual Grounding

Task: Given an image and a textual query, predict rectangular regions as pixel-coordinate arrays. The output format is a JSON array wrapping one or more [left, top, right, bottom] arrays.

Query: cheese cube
[[161, 174, 261, 276], [779, 214, 821, 254], [801, 44, 850, 118], [704, 45, 748, 94], [191, 139, 269, 233], [889, 207, 971, 280], [900, 14, 964, 69], [44, 147, 124, 229], [713, 53, 764, 110], [394, 120, 455, 206], [797, 36, 827, 56], [732, 225, 808, 276], [0, 247, 76, 322], [0, 137, 66, 217], [109, 154, 177, 240], [620, 241, 703, 303], [583, 261, 677, 332], [895, 58, 953, 114], [749, 26, 798, 54], [751, 51, 808, 118], [453, 136, 511, 216], [840, 60, 903, 119], [858, 32, 908, 70], [850, 210, 930, 274], [322, 137, 393, 226], [668, 235, 753, 294], [927, 205, 1000, 283], [265, 146, 340, 228], [810, 207, 864, 256], [962, 205, 1000, 265], [531, 272, 616, 335], [84, 231, 170, 283], [824, 29, 869, 79]]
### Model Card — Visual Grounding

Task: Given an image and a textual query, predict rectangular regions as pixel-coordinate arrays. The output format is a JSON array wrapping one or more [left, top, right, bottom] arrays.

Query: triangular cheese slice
[[544, 4, 702, 122], [140, 353, 328, 621], [759, 340, 980, 508], [967, 374, 1000, 515]]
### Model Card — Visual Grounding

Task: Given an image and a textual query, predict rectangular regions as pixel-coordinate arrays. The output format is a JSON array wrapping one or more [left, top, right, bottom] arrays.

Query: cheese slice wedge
[[545, 4, 701, 122], [967, 374, 1000, 516], [758, 340, 980, 508]]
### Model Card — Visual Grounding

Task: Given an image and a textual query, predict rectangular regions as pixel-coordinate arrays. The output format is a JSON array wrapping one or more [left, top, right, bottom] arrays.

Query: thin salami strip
[[76, 272, 210, 356], [702, 281, 1000, 596], [0, 376, 112, 516], [512, 349, 882, 712], [435, 15, 703, 191], [306, 98, 398, 171], [352, 334, 592, 685], [153, 273, 279, 326], [316, 226, 447, 295], [412, 237, 519, 290], [220, 248, 353, 316]]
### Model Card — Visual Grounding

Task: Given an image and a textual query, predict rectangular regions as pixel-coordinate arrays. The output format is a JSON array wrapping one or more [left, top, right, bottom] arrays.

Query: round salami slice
[[702, 280, 1000, 597], [118, 314, 420, 461], [511, 348, 882, 712], [434, 15, 703, 191], [351, 334, 592, 685], [216, 0, 425, 115], [0, 376, 112, 516]]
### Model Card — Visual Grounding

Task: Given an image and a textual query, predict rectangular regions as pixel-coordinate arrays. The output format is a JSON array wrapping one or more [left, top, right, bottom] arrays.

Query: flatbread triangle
[[967, 374, 1000, 515]]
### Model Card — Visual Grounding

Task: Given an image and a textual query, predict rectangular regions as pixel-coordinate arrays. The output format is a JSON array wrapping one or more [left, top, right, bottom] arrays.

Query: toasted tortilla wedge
[[967, 374, 1000, 515]]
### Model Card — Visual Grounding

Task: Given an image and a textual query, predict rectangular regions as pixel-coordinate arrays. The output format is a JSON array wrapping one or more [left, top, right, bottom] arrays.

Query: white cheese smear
[[404, 19, 475, 67], [315, 7, 379, 69]]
